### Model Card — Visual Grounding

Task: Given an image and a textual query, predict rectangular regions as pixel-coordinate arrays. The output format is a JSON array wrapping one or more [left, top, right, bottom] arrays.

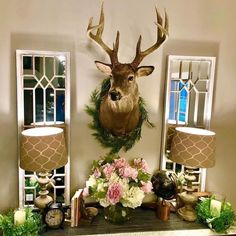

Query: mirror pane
[[23, 76, 38, 88], [55, 56, 66, 76], [161, 55, 216, 191], [24, 90, 33, 125], [17, 50, 70, 208], [200, 61, 210, 79], [56, 91, 65, 122], [46, 87, 54, 122], [23, 56, 33, 75], [34, 56, 43, 78], [197, 93, 206, 127], [21, 55, 67, 126], [45, 57, 54, 79], [40, 77, 48, 87], [35, 86, 43, 122], [51, 76, 65, 88]]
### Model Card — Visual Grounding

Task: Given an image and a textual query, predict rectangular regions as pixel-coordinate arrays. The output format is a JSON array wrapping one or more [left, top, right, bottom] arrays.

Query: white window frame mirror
[[16, 50, 70, 207], [160, 55, 216, 191]]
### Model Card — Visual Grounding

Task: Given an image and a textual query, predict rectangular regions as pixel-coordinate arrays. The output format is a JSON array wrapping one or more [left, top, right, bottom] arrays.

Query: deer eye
[[128, 75, 134, 82]]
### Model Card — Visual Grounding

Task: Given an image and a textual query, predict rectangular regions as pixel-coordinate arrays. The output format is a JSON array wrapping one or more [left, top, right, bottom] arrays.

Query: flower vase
[[104, 204, 131, 224]]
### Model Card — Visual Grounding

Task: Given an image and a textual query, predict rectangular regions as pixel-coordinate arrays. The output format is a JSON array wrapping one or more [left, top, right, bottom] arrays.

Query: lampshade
[[169, 127, 216, 168], [20, 127, 67, 172]]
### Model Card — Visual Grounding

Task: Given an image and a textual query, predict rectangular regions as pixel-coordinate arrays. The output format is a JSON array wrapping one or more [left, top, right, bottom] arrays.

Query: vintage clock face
[[44, 202, 65, 229]]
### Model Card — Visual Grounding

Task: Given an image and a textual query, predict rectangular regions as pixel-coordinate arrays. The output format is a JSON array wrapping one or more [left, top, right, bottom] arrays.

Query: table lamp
[[20, 127, 67, 209], [169, 127, 216, 221]]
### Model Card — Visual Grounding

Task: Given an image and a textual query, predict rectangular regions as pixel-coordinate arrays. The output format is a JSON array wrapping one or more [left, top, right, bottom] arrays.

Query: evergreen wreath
[[85, 78, 154, 153]]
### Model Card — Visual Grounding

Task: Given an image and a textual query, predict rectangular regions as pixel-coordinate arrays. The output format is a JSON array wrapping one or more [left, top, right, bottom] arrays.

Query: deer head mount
[[87, 4, 168, 137]]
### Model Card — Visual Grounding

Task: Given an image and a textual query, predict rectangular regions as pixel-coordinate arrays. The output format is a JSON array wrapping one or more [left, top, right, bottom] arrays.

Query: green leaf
[[138, 171, 151, 182], [96, 191, 107, 199]]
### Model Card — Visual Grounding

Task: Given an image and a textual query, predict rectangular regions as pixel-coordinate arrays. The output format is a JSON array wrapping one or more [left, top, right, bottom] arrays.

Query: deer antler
[[87, 3, 120, 65], [131, 7, 169, 69]]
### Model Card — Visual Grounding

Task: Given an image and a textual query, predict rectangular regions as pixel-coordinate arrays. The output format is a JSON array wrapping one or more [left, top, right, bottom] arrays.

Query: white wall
[[0, 0, 236, 212]]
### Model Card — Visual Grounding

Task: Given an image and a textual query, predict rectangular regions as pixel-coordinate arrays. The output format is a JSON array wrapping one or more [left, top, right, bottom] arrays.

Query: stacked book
[[70, 189, 84, 227]]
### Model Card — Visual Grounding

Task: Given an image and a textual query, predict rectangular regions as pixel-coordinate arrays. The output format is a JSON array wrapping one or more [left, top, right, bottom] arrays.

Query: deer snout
[[109, 90, 121, 101]]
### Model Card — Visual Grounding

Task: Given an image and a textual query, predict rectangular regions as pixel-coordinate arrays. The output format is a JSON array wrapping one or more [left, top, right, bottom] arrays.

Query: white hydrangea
[[86, 175, 97, 187], [97, 181, 106, 192], [118, 178, 129, 190], [109, 172, 120, 183], [121, 186, 145, 209], [99, 198, 110, 207]]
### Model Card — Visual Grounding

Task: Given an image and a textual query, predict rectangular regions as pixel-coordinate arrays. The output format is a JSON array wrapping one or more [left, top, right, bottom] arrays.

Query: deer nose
[[110, 91, 121, 101]]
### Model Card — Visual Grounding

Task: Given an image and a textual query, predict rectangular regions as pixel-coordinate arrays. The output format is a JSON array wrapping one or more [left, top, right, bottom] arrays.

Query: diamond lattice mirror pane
[[161, 55, 216, 192], [171, 60, 180, 79], [196, 80, 207, 92], [197, 93, 206, 127], [191, 62, 200, 83], [23, 76, 38, 88], [181, 61, 190, 79], [40, 76, 48, 87], [56, 166, 65, 174], [46, 87, 54, 122], [200, 61, 210, 79], [45, 57, 54, 79], [35, 86, 43, 123], [56, 91, 65, 122], [34, 57, 43, 78], [188, 89, 196, 126], [23, 56, 33, 75], [24, 90, 33, 125], [51, 76, 65, 88], [17, 50, 70, 208], [55, 56, 66, 76]]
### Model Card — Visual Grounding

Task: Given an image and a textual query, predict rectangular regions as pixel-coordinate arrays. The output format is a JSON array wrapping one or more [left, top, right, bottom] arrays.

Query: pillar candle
[[14, 209, 26, 225], [210, 199, 222, 218]]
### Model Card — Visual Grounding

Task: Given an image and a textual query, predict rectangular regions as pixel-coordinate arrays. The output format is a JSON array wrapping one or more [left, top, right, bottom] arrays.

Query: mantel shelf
[[42, 207, 236, 236]]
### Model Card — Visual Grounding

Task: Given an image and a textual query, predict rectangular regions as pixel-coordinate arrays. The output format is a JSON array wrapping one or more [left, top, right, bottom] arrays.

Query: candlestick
[[14, 209, 26, 225]]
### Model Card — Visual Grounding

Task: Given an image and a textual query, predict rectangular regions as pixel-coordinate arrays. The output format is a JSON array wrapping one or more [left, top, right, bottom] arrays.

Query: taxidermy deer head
[[87, 4, 168, 136]]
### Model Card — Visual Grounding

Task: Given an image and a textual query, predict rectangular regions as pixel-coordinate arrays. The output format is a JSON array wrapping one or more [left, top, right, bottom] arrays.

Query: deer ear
[[95, 61, 112, 76], [136, 66, 155, 77]]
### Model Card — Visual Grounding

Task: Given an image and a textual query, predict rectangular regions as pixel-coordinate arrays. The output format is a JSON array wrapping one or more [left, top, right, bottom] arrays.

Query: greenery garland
[[0, 208, 43, 236], [85, 78, 154, 153], [196, 197, 236, 233]]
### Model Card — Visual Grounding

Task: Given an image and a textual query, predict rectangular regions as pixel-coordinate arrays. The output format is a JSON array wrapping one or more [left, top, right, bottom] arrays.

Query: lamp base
[[35, 195, 53, 209], [34, 172, 53, 209], [177, 191, 198, 222], [178, 205, 197, 222]]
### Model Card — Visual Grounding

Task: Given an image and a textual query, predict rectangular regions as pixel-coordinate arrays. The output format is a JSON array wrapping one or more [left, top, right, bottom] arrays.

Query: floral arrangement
[[0, 208, 43, 236], [83, 154, 153, 209], [196, 197, 236, 233]]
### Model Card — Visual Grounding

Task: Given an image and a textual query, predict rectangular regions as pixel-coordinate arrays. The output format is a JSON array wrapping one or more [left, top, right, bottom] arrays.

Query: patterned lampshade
[[169, 127, 216, 168], [20, 127, 67, 172]]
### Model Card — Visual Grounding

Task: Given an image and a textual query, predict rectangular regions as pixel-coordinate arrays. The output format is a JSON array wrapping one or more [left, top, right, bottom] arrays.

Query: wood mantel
[[42, 207, 236, 236]]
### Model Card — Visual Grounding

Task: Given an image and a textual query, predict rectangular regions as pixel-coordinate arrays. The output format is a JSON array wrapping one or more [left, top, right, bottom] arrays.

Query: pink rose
[[119, 166, 138, 180], [141, 181, 153, 193], [93, 168, 101, 178], [107, 183, 123, 204], [134, 158, 149, 172], [103, 163, 115, 179], [114, 158, 128, 169]]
